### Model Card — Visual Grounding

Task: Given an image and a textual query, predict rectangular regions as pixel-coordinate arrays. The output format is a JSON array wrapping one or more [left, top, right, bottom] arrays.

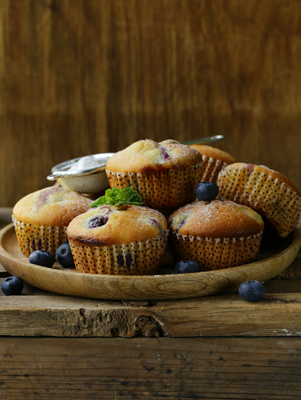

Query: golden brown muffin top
[[223, 163, 301, 196], [168, 200, 264, 238], [106, 139, 202, 173], [67, 205, 168, 246], [13, 186, 92, 227], [189, 144, 237, 165]]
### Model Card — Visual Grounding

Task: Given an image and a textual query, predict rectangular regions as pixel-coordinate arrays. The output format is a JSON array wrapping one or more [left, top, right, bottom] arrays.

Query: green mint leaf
[[89, 187, 143, 207]]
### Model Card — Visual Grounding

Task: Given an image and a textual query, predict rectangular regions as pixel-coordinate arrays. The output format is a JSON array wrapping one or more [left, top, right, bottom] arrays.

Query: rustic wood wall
[[1, 0, 301, 207]]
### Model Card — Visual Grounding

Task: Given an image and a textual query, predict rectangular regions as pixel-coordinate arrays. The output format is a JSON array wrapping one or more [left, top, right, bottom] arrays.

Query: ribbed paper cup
[[199, 156, 227, 183], [69, 231, 169, 275], [13, 216, 68, 257], [217, 166, 301, 238], [106, 163, 202, 208], [169, 230, 263, 271]]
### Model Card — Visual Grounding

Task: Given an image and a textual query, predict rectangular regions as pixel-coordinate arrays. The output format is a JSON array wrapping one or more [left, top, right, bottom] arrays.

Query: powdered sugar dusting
[[69, 156, 100, 171], [36, 186, 61, 210], [169, 200, 264, 238], [106, 139, 202, 172], [13, 186, 92, 227]]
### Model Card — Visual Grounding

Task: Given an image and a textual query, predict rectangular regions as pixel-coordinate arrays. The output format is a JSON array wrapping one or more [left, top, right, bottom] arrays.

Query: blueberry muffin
[[13, 186, 91, 256], [67, 205, 169, 275], [168, 200, 264, 271], [105, 139, 203, 207], [217, 163, 301, 238], [189, 144, 237, 183]]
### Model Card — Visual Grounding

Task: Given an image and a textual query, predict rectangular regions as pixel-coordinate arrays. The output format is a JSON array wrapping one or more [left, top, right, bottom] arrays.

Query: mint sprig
[[89, 187, 143, 208]]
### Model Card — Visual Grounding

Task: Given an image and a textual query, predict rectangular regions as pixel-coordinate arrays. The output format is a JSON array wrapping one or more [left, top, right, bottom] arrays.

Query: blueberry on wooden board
[[1, 276, 24, 296], [239, 280, 265, 302], [29, 250, 55, 268], [175, 260, 200, 274], [195, 182, 219, 201], [56, 243, 75, 268]]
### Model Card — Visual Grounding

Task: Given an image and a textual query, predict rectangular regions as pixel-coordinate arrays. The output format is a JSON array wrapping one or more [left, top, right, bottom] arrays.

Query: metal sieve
[[47, 153, 114, 194]]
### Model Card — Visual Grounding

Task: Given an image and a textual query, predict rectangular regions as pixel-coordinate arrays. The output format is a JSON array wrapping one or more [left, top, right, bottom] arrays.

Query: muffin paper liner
[[69, 231, 169, 275], [217, 166, 301, 238], [169, 230, 263, 271], [12, 216, 68, 257], [106, 162, 203, 208], [199, 156, 228, 183]]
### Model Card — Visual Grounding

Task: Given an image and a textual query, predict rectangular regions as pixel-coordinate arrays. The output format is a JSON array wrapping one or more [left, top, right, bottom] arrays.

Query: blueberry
[[29, 250, 55, 268], [88, 215, 108, 228], [161, 147, 171, 160], [56, 243, 75, 268], [175, 260, 200, 274], [195, 182, 219, 201], [239, 280, 265, 302], [1, 276, 24, 296], [178, 219, 187, 229]]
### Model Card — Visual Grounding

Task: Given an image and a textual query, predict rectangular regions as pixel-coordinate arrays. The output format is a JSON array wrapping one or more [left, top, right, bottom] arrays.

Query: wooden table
[[1, 208, 301, 399]]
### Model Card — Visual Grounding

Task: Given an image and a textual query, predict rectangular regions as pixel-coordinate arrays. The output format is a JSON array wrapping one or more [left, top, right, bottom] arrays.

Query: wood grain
[[1, 0, 301, 207], [1, 278, 301, 338], [0, 337, 301, 399]]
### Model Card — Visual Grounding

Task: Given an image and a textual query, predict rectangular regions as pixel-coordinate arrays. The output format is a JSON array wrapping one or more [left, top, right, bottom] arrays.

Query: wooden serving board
[[0, 223, 300, 301]]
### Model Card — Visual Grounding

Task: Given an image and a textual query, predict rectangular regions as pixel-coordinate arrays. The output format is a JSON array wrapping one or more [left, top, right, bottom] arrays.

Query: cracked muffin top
[[13, 186, 91, 227], [67, 205, 168, 246], [168, 200, 264, 239], [106, 139, 203, 173]]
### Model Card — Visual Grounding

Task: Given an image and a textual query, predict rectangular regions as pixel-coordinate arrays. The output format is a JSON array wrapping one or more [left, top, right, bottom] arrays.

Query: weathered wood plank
[[0, 337, 300, 399], [1, 279, 301, 338]]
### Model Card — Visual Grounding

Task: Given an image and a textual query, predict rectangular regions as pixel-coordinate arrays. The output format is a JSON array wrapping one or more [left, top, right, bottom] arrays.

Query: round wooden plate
[[0, 223, 300, 300]]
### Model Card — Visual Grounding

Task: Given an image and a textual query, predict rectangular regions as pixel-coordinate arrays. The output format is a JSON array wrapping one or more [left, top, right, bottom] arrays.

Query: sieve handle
[[183, 135, 225, 145]]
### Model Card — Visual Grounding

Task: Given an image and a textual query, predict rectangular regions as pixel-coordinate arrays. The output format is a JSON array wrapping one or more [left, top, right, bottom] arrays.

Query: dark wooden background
[[1, 0, 301, 207]]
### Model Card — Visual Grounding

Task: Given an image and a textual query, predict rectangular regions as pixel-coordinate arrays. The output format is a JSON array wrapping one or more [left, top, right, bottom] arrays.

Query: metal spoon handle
[[183, 135, 225, 145]]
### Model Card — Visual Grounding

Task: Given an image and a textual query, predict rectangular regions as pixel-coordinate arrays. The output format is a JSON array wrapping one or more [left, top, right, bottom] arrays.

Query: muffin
[[105, 139, 203, 208], [13, 186, 92, 257], [189, 144, 237, 183], [217, 163, 301, 238], [168, 200, 264, 271], [67, 204, 169, 275]]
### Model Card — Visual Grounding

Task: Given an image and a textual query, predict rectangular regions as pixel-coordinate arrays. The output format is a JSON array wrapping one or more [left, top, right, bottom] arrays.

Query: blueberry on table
[[195, 182, 219, 201], [239, 280, 265, 302], [29, 250, 55, 268], [1, 276, 24, 296], [56, 243, 75, 268], [175, 260, 200, 274]]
